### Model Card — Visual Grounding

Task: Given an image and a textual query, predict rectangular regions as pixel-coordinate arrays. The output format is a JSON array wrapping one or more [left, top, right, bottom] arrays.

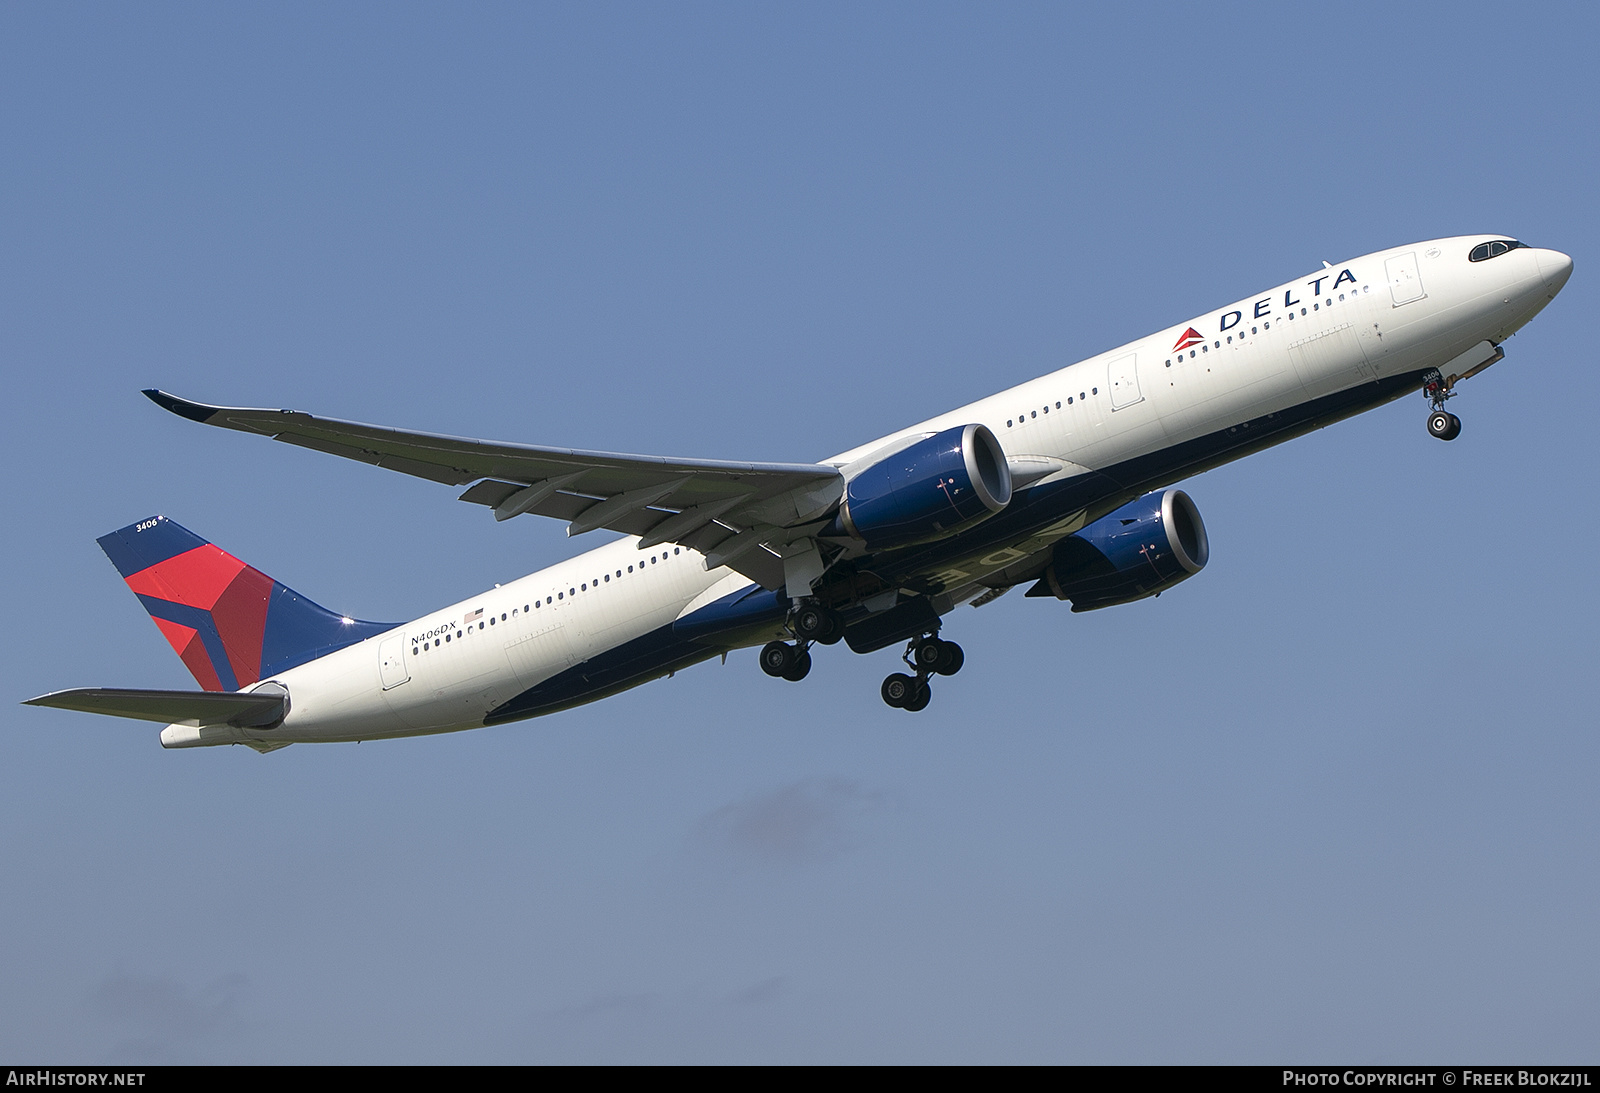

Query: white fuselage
[[167, 236, 1570, 748]]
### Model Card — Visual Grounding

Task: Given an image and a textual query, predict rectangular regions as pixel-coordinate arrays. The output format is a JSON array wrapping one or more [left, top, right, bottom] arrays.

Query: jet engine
[[826, 423, 1012, 550], [1027, 488, 1208, 611]]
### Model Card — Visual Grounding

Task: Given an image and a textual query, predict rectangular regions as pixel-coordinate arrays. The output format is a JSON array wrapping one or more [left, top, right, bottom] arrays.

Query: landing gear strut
[[1422, 370, 1462, 441], [881, 633, 963, 712]]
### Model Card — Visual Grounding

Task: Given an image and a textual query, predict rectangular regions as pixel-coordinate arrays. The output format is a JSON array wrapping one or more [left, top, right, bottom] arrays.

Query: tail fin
[[97, 516, 393, 691]]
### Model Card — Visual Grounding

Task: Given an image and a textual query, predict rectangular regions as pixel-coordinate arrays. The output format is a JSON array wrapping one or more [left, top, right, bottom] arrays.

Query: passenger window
[[1055, 401, 1060, 409]]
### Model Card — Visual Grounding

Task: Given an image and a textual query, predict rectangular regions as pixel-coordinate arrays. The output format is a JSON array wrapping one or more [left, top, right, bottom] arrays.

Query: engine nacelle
[[1027, 488, 1209, 611], [827, 424, 1012, 550]]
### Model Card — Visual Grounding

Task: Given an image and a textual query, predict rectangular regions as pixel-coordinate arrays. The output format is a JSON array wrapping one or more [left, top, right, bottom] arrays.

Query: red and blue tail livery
[[96, 516, 391, 692]]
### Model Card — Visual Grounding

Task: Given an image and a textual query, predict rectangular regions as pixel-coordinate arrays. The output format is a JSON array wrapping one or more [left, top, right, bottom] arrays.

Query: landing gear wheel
[[781, 647, 812, 682], [934, 641, 964, 676], [881, 673, 916, 708], [912, 637, 945, 671], [1427, 410, 1461, 441], [902, 682, 932, 712], [793, 603, 840, 642], [760, 640, 795, 678], [912, 636, 964, 675]]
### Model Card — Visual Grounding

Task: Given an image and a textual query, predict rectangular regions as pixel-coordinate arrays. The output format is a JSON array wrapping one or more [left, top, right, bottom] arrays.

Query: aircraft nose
[[1535, 248, 1574, 295]]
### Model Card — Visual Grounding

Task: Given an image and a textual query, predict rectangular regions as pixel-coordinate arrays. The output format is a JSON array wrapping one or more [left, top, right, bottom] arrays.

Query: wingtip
[[142, 389, 217, 423]]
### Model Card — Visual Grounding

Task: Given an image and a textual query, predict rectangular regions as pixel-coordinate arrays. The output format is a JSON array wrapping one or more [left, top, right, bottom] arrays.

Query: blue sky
[[3, 3, 1596, 1063]]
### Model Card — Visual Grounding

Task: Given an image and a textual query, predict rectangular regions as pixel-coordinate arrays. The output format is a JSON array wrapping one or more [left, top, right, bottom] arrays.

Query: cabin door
[[1386, 252, 1426, 306], [378, 634, 410, 690]]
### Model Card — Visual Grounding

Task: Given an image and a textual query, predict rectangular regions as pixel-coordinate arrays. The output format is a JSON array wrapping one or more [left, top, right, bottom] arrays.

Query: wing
[[144, 390, 844, 590]]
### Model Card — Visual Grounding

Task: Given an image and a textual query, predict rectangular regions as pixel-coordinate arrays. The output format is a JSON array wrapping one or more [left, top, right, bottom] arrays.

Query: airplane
[[26, 235, 1573, 751]]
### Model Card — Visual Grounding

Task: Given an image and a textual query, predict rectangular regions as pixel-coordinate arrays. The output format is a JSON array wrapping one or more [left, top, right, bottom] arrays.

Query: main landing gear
[[757, 601, 966, 713], [758, 601, 843, 683], [880, 634, 963, 713], [1422, 370, 1462, 441]]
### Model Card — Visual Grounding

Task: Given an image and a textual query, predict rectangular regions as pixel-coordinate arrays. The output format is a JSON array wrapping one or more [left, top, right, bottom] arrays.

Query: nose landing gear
[[1422, 370, 1463, 441], [881, 634, 963, 712]]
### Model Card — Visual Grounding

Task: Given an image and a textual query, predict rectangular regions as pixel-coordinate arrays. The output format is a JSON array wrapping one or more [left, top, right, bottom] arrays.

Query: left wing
[[144, 391, 844, 590]]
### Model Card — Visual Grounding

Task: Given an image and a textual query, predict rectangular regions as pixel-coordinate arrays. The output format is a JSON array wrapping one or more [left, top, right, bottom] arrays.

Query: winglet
[[143, 389, 220, 424]]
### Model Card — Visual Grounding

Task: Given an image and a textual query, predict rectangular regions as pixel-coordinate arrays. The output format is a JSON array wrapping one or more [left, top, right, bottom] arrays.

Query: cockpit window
[[1469, 239, 1528, 262]]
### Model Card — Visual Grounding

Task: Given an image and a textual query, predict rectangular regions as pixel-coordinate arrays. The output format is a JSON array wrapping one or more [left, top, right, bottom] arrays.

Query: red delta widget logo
[[1172, 327, 1205, 353]]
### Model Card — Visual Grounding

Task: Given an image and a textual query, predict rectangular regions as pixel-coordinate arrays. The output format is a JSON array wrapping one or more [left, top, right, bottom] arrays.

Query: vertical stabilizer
[[97, 516, 392, 691]]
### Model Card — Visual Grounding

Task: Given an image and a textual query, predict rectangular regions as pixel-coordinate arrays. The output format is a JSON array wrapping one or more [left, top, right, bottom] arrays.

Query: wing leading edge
[[143, 390, 844, 590]]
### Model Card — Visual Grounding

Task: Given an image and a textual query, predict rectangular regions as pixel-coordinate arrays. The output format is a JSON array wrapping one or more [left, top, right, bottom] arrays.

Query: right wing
[[144, 391, 846, 590]]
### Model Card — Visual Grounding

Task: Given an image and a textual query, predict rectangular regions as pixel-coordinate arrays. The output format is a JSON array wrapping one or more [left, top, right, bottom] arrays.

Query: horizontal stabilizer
[[24, 687, 286, 728]]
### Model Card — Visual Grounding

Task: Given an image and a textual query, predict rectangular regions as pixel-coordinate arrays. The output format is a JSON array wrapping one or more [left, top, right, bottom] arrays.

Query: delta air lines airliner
[[27, 236, 1573, 750]]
